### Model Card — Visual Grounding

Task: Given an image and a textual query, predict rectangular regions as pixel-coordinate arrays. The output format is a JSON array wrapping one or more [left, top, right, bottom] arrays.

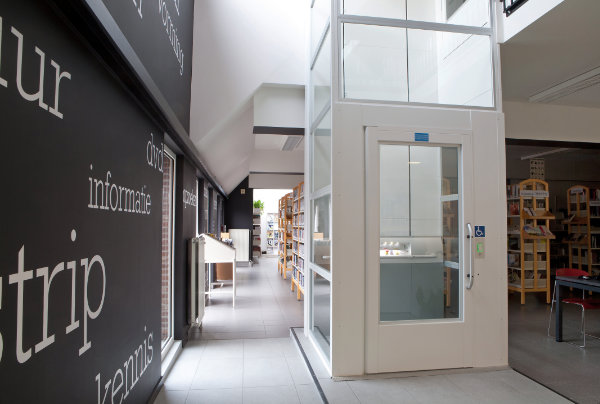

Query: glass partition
[[311, 194, 331, 271], [343, 0, 490, 27], [309, 0, 333, 365], [343, 24, 408, 102], [311, 271, 331, 360], [312, 0, 331, 54], [379, 144, 461, 321], [312, 110, 332, 193], [343, 24, 493, 107], [311, 32, 332, 121]]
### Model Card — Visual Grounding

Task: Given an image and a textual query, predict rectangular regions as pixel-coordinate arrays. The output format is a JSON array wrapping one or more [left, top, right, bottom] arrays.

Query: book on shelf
[[523, 225, 553, 237]]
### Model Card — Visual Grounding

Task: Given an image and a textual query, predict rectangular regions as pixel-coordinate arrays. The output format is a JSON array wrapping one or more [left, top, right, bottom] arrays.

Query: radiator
[[188, 238, 205, 325]]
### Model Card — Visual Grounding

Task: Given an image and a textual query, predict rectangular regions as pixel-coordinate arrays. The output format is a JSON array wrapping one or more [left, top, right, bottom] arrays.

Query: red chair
[[547, 268, 600, 347]]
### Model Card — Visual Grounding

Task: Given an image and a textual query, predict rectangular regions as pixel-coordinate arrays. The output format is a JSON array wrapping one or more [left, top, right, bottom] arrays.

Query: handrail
[[502, 0, 529, 17]]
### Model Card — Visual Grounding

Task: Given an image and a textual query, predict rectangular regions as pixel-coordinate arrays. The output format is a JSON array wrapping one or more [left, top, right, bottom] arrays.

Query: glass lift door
[[366, 128, 474, 373]]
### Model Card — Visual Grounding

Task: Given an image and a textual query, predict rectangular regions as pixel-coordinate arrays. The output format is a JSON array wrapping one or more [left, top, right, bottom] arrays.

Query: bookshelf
[[278, 193, 293, 279], [565, 186, 600, 274], [252, 208, 261, 263], [291, 182, 305, 300], [507, 179, 555, 304], [266, 212, 278, 255], [592, 188, 600, 272]]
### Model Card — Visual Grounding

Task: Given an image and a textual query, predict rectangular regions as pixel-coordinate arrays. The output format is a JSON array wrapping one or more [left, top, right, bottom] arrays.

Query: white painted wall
[[249, 149, 304, 173], [249, 174, 304, 190], [504, 101, 600, 143], [190, 0, 308, 194], [254, 86, 305, 128], [330, 102, 507, 376], [190, 0, 307, 143], [497, 0, 564, 43]]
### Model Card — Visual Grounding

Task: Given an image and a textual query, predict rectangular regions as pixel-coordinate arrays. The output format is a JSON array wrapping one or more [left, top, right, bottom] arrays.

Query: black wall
[[174, 157, 197, 341], [0, 1, 163, 402], [225, 177, 254, 231], [93, 0, 194, 133]]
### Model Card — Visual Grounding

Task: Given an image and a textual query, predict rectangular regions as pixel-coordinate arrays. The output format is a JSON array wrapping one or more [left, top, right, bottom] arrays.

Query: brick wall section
[[161, 157, 173, 343]]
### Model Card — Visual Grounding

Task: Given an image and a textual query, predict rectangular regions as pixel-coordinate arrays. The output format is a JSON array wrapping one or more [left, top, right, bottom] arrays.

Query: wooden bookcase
[[291, 182, 305, 300], [507, 179, 555, 304], [566, 186, 600, 274], [278, 193, 293, 279]]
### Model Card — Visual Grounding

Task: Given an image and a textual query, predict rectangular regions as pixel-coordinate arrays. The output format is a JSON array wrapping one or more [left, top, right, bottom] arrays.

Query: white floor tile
[[295, 384, 322, 404], [154, 388, 188, 404], [347, 379, 416, 404], [242, 385, 300, 404], [186, 388, 243, 404], [286, 357, 313, 386], [317, 378, 359, 404], [243, 338, 285, 359], [202, 339, 244, 359], [243, 357, 295, 388], [190, 357, 244, 390]]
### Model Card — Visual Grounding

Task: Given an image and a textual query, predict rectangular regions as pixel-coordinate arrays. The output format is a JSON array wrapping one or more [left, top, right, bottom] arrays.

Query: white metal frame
[[307, 0, 334, 369], [161, 145, 177, 357], [364, 127, 474, 373], [335, 0, 499, 111]]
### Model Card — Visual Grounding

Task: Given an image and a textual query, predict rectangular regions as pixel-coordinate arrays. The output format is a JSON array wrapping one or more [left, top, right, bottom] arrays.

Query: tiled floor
[[155, 257, 572, 404], [508, 292, 600, 404], [293, 327, 570, 404], [155, 257, 315, 403]]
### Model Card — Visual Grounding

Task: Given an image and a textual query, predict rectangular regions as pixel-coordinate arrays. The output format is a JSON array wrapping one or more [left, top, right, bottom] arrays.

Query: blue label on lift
[[414, 132, 429, 142], [474, 226, 485, 238]]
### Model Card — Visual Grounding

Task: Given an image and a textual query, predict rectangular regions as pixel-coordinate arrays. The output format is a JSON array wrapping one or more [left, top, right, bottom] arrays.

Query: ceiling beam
[[253, 126, 304, 136]]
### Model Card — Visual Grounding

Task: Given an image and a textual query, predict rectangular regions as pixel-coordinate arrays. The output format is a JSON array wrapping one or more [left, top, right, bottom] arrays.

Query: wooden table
[[555, 275, 600, 342]]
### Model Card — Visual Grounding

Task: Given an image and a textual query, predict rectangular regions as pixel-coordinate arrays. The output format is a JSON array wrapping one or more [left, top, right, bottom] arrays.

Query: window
[[341, 0, 495, 108], [309, 0, 333, 362], [161, 147, 176, 351], [343, 24, 493, 107]]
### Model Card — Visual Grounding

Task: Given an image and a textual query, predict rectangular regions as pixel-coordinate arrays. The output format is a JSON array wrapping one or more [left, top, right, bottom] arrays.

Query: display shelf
[[278, 193, 293, 279], [291, 181, 305, 300], [564, 186, 600, 274], [506, 180, 554, 304]]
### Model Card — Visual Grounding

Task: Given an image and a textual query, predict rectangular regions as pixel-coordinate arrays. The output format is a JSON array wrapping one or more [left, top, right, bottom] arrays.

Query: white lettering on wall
[[48, 60, 71, 119], [2, 231, 105, 364], [158, 0, 184, 76], [132, 0, 143, 19], [0, 17, 71, 119], [79, 255, 106, 356], [96, 328, 154, 404], [88, 165, 152, 215], [146, 133, 164, 172], [183, 188, 197, 209], [12, 26, 49, 112]]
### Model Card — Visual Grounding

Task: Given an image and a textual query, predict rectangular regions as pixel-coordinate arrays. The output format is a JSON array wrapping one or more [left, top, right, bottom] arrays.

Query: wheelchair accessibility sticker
[[474, 226, 485, 238]]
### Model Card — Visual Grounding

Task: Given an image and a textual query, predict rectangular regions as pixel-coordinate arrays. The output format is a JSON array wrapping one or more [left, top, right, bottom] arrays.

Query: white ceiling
[[189, 0, 307, 194], [501, 0, 600, 108], [254, 134, 287, 150], [506, 145, 600, 163]]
